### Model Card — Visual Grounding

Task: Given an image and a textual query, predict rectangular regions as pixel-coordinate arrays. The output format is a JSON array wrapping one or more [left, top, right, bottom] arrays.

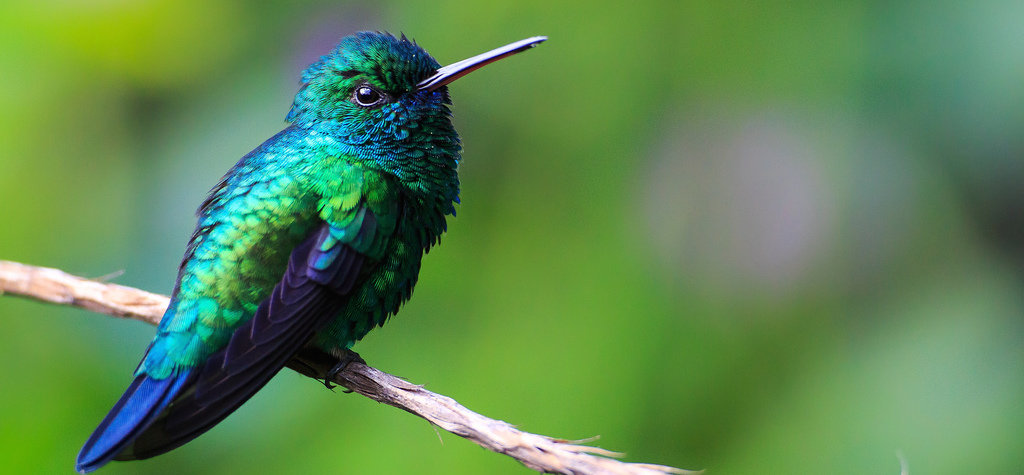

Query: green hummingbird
[[76, 32, 546, 472]]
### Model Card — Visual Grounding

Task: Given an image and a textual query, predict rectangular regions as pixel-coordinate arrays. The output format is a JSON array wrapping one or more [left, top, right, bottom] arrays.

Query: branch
[[0, 260, 690, 475]]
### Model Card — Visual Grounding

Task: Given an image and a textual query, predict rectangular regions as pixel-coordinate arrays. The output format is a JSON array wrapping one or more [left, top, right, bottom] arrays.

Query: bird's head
[[287, 31, 545, 203]]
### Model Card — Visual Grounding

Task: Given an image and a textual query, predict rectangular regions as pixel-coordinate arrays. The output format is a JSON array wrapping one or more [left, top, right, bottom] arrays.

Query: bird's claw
[[323, 349, 365, 391]]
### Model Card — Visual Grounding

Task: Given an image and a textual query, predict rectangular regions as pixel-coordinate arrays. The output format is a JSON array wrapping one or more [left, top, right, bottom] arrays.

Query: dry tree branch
[[0, 260, 690, 475]]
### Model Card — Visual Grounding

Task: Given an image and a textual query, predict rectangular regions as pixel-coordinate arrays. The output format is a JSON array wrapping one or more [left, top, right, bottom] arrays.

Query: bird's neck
[[300, 120, 461, 217]]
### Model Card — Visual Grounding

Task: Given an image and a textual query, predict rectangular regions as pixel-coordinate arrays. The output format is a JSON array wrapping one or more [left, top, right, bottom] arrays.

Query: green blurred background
[[1, 1, 1022, 473]]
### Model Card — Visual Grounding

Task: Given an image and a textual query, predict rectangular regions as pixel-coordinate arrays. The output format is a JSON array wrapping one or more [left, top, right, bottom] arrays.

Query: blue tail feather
[[76, 372, 192, 473]]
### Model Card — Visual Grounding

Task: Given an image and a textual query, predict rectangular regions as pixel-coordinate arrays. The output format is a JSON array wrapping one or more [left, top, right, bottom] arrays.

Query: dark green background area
[[1, 1, 1022, 473]]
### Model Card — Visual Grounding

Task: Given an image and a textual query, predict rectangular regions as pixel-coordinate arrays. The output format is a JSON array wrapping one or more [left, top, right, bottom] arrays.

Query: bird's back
[[141, 127, 326, 378]]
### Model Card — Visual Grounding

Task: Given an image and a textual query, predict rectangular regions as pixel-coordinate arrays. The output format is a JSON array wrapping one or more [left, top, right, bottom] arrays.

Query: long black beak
[[417, 36, 547, 92]]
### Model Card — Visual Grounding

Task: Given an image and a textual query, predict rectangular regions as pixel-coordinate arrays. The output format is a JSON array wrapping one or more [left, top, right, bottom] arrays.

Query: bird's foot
[[323, 349, 366, 391]]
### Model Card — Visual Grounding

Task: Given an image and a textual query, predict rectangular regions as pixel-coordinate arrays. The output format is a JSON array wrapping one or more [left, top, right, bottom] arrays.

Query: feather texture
[[79, 220, 371, 468]]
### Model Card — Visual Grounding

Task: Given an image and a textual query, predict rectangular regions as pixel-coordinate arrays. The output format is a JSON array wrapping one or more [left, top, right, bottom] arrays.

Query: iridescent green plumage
[[77, 32, 545, 472]]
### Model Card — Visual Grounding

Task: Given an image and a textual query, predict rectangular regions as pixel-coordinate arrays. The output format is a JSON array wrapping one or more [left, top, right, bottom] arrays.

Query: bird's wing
[[123, 220, 371, 460], [78, 182, 399, 469]]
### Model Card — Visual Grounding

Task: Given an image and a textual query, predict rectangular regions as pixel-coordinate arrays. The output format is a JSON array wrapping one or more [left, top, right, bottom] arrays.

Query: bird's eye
[[353, 85, 384, 107]]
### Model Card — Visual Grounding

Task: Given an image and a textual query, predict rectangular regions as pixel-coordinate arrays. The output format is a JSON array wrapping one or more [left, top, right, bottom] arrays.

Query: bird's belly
[[310, 231, 424, 351]]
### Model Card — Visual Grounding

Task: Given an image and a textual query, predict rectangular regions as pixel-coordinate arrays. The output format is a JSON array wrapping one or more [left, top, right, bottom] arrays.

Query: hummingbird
[[76, 32, 546, 472]]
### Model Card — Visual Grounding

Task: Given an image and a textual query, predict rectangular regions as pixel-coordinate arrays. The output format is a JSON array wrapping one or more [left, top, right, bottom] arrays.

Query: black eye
[[353, 85, 384, 107]]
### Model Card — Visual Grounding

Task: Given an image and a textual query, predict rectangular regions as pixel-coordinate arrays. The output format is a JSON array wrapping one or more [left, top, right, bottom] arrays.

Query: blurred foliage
[[1, 1, 1022, 473]]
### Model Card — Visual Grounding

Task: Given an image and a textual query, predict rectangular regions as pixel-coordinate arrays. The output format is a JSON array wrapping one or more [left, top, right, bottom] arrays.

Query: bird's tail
[[75, 371, 192, 473]]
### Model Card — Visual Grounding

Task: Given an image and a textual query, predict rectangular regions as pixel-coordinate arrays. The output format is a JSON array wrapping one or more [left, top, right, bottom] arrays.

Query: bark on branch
[[0, 260, 689, 475]]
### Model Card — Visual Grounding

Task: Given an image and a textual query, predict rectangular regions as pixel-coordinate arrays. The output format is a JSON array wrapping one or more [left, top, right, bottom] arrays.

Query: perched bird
[[76, 32, 546, 473]]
